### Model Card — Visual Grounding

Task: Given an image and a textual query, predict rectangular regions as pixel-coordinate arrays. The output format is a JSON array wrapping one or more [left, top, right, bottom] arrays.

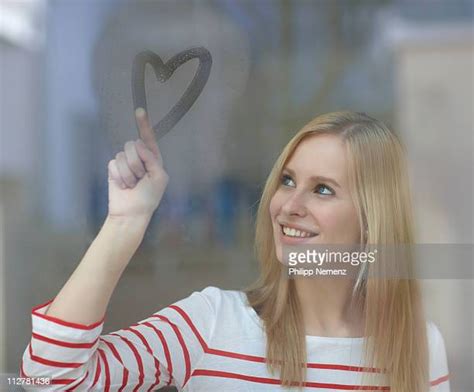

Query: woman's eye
[[315, 184, 334, 196], [281, 175, 334, 196], [281, 174, 295, 187]]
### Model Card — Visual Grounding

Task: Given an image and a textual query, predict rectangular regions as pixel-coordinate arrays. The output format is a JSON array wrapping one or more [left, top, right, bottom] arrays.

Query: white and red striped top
[[21, 286, 450, 391]]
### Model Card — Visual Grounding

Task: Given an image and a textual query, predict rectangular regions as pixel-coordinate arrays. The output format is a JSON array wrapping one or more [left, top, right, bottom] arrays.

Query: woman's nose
[[281, 192, 307, 217]]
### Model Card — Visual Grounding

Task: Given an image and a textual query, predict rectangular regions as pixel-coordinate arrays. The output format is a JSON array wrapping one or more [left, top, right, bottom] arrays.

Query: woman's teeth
[[282, 226, 317, 238]]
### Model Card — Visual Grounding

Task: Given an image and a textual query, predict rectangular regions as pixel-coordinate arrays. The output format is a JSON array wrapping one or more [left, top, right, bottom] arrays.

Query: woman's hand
[[107, 108, 168, 220]]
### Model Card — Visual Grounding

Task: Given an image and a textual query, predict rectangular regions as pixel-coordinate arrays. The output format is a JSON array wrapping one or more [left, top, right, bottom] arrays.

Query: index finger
[[135, 108, 161, 159]]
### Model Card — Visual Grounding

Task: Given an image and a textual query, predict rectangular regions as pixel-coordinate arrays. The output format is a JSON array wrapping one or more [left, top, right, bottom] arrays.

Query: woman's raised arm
[[19, 109, 186, 390], [44, 107, 167, 326], [43, 107, 167, 326]]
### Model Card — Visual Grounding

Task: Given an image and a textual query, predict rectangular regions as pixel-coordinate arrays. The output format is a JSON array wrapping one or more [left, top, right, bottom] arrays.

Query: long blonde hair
[[244, 111, 429, 391]]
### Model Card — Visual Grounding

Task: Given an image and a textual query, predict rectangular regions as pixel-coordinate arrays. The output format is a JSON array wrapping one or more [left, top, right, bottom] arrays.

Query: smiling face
[[270, 133, 361, 262]]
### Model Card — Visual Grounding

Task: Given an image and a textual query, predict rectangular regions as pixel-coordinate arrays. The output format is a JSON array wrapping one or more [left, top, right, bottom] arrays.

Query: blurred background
[[0, 0, 472, 390]]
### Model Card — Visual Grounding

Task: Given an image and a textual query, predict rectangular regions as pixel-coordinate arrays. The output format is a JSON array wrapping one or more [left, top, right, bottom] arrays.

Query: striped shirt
[[21, 286, 450, 391]]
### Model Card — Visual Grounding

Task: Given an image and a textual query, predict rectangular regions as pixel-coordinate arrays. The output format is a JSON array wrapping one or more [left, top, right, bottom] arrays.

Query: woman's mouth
[[280, 224, 318, 238]]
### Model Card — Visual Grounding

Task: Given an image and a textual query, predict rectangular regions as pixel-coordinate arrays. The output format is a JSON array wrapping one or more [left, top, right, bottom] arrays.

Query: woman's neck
[[294, 277, 364, 337]]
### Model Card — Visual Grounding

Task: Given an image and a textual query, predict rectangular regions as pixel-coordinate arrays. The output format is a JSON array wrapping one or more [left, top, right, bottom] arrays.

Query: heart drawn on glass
[[132, 47, 212, 139]]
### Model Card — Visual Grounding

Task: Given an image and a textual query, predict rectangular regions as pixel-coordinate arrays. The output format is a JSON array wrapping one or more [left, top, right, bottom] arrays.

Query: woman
[[20, 110, 450, 391]]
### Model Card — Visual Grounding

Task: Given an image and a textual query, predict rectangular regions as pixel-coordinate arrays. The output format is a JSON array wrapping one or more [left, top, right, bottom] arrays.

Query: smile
[[280, 225, 318, 238]]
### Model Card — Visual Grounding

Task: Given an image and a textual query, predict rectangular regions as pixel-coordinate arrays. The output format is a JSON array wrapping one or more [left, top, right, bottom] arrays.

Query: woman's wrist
[[101, 214, 152, 252], [105, 213, 152, 231], [88, 214, 152, 274]]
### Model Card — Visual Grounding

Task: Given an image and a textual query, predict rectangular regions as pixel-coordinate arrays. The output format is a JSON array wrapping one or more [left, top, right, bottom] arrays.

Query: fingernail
[[135, 107, 146, 117]]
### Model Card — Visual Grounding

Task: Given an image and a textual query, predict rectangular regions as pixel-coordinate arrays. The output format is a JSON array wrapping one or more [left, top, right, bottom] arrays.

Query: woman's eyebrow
[[283, 167, 341, 188]]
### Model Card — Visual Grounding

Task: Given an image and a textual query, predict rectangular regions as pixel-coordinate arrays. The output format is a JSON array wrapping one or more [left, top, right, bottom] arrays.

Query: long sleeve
[[428, 321, 451, 392], [20, 286, 219, 391]]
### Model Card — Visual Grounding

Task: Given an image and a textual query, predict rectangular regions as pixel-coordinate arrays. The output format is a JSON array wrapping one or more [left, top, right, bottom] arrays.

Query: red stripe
[[32, 332, 98, 349], [21, 356, 82, 387], [127, 326, 162, 389], [192, 369, 390, 390], [152, 314, 191, 386], [29, 342, 83, 368], [430, 374, 449, 386], [207, 347, 266, 362], [143, 321, 174, 386], [66, 371, 89, 391], [50, 379, 76, 385], [91, 353, 101, 389], [306, 362, 383, 373], [32, 299, 105, 330], [19, 358, 25, 378], [98, 349, 110, 392], [19, 360, 31, 381], [111, 333, 145, 392], [194, 368, 279, 385], [303, 381, 389, 390], [101, 338, 129, 392], [169, 305, 207, 348], [170, 305, 383, 374], [207, 346, 382, 374]]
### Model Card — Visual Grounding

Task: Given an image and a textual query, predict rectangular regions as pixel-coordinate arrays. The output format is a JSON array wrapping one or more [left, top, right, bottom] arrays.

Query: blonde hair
[[244, 111, 429, 391]]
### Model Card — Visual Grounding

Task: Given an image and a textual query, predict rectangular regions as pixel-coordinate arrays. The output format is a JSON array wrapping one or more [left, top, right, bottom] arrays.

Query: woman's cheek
[[269, 192, 281, 217], [327, 206, 360, 241]]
